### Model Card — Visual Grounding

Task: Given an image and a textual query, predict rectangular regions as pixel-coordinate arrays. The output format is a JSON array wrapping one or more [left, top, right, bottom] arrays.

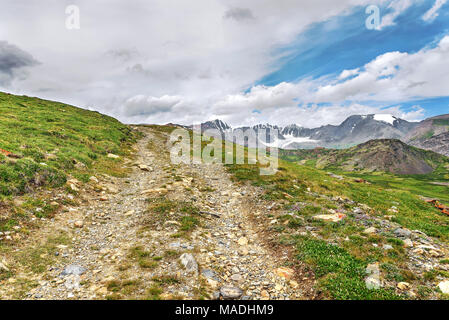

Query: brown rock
[[275, 267, 295, 280]]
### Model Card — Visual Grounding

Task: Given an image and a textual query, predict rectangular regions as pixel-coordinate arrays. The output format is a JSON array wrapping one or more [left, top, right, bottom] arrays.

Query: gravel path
[[10, 127, 312, 300]]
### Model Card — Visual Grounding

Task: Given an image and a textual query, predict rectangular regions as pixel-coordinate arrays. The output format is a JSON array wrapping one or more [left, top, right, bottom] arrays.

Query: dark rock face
[[411, 132, 449, 157], [406, 114, 449, 157]]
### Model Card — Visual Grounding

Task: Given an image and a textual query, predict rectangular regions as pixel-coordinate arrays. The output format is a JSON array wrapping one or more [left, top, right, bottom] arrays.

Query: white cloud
[[123, 94, 182, 116], [338, 68, 360, 80], [0, 0, 443, 128], [311, 36, 449, 102], [0, 0, 384, 125], [422, 0, 447, 21], [207, 35, 449, 127]]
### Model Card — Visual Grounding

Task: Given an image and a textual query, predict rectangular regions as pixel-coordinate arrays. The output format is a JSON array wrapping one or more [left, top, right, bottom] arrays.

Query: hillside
[[281, 139, 448, 175], [0, 91, 139, 228], [405, 114, 449, 157]]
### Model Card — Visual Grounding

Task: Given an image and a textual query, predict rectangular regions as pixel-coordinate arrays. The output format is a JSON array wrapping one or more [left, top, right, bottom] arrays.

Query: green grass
[[221, 141, 448, 299], [0, 91, 140, 232], [12, 232, 70, 274], [294, 236, 400, 300], [274, 149, 449, 239], [433, 119, 449, 126], [0, 91, 138, 198], [128, 246, 158, 270], [144, 197, 201, 236]]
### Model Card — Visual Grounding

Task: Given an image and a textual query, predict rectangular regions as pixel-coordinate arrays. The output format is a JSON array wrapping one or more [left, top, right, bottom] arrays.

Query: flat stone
[[74, 220, 84, 228], [363, 227, 377, 234], [230, 274, 243, 282], [260, 290, 270, 299], [394, 228, 412, 238], [366, 263, 380, 275], [220, 286, 243, 300], [124, 210, 135, 216], [438, 280, 449, 294], [238, 237, 248, 246], [403, 239, 413, 248], [0, 259, 9, 272], [313, 213, 346, 223], [365, 274, 381, 290], [275, 267, 295, 280], [238, 247, 249, 256], [429, 250, 442, 257], [138, 164, 151, 171], [60, 265, 86, 276], [202, 269, 219, 281], [107, 153, 120, 159], [397, 282, 411, 290]]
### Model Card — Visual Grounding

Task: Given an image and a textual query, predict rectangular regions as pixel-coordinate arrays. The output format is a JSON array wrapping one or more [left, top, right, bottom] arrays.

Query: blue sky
[[255, 0, 449, 119]]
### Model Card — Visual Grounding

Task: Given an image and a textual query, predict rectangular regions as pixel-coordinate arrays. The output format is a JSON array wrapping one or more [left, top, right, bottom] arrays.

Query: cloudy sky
[[1, 0, 448, 127]]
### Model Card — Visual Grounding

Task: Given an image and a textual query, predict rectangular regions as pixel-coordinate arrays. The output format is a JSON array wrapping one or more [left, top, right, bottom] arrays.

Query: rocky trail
[[0, 127, 315, 300]]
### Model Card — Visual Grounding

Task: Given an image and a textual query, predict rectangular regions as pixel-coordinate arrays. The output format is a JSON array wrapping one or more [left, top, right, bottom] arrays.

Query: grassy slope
[[226, 160, 449, 299], [0, 91, 139, 228], [226, 144, 449, 299], [281, 147, 449, 206]]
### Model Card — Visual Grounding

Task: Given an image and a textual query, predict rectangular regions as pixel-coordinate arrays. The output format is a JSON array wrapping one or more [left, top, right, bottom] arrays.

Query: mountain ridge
[[191, 114, 421, 150]]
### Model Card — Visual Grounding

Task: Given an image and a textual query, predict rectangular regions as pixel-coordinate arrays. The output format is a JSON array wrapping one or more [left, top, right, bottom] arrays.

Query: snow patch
[[373, 114, 397, 125], [264, 134, 319, 149]]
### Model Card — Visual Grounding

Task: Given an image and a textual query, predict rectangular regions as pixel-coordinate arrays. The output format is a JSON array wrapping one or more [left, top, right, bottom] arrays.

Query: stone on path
[[365, 263, 382, 290], [237, 237, 248, 246], [275, 267, 295, 280], [403, 239, 413, 248], [438, 280, 449, 294], [0, 259, 9, 272], [220, 286, 243, 300], [397, 282, 411, 290], [202, 269, 219, 281], [138, 164, 151, 171], [230, 274, 243, 282], [60, 264, 86, 276], [313, 213, 346, 223], [74, 220, 84, 228]]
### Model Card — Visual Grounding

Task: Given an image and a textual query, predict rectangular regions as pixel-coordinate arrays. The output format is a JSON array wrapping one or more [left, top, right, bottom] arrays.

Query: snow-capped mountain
[[192, 114, 420, 149]]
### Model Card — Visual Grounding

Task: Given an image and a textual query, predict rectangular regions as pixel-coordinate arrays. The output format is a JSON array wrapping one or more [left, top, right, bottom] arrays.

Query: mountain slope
[[405, 114, 449, 156], [0, 91, 137, 198], [282, 139, 448, 175]]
